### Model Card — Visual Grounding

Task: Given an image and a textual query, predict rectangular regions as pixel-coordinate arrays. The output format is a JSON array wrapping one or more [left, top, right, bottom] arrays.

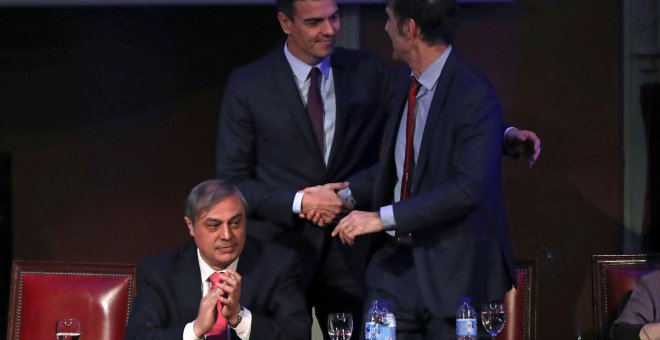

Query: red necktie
[[307, 67, 325, 154], [207, 272, 228, 339], [401, 77, 421, 201]]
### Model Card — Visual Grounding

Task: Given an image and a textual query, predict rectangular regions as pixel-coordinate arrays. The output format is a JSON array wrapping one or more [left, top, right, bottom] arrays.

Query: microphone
[[543, 249, 582, 340]]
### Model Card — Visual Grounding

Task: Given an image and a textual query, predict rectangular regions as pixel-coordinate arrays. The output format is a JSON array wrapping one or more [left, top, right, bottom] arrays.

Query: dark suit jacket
[[216, 46, 394, 277], [124, 238, 311, 340], [352, 50, 517, 318]]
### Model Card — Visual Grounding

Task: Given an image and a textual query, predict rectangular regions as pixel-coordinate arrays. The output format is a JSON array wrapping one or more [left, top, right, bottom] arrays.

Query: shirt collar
[[197, 248, 239, 282], [413, 44, 452, 91], [283, 40, 331, 82]]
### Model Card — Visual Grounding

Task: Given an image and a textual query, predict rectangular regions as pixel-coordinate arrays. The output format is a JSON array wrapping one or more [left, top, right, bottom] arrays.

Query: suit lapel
[[326, 55, 350, 177], [387, 72, 412, 155], [236, 239, 261, 306], [374, 70, 409, 206], [271, 50, 325, 163], [173, 242, 203, 320], [412, 53, 456, 192]]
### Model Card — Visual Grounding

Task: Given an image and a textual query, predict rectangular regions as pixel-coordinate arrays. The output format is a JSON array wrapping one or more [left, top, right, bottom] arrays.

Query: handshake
[[298, 181, 385, 246], [298, 182, 354, 227]]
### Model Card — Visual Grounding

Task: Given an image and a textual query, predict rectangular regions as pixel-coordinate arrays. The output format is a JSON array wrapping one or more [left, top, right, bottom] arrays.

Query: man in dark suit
[[216, 0, 394, 335], [124, 180, 310, 340], [332, 0, 516, 338]]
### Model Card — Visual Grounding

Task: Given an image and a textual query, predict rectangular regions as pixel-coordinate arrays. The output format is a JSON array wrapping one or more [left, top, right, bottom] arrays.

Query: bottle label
[[365, 322, 396, 340], [365, 322, 376, 339], [456, 318, 477, 336], [379, 324, 396, 340]]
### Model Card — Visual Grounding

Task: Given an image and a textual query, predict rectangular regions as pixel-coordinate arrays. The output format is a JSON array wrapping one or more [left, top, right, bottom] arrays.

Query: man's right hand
[[299, 182, 351, 227], [193, 285, 223, 338]]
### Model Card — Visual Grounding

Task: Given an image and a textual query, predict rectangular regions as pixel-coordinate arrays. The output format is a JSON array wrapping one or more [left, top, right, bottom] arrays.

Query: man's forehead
[[293, 0, 338, 18], [199, 210, 244, 223], [197, 197, 245, 221]]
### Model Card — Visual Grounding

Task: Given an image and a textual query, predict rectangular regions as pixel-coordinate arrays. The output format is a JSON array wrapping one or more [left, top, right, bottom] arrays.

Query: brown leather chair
[[497, 260, 537, 340], [7, 260, 136, 340], [592, 254, 660, 339]]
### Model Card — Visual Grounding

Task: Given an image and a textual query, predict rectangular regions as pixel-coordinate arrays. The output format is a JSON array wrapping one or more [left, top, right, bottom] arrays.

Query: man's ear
[[184, 216, 195, 237], [405, 18, 418, 40], [277, 11, 292, 35]]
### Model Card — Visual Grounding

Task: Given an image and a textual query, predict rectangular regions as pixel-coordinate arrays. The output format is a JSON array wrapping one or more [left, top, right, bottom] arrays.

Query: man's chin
[[317, 45, 335, 58], [211, 253, 238, 266], [214, 247, 239, 257]]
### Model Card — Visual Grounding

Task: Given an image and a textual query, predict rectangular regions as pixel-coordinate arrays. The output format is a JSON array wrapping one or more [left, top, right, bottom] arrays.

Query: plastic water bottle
[[381, 305, 396, 340], [364, 301, 379, 340], [456, 296, 478, 340], [364, 300, 396, 340]]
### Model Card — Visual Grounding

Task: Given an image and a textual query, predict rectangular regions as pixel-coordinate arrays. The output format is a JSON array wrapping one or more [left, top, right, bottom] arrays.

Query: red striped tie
[[401, 77, 421, 201]]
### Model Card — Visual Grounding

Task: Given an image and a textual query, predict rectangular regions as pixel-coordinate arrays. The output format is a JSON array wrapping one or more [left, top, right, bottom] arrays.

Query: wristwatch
[[229, 306, 244, 328]]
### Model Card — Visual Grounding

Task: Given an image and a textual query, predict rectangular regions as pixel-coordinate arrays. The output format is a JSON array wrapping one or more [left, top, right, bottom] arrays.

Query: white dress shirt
[[182, 249, 252, 340]]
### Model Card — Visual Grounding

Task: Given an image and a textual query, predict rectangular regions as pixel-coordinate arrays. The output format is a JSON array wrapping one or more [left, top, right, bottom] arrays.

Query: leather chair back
[[7, 261, 136, 340], [592, 254, 660, 339], [497, 260, 537, 340]]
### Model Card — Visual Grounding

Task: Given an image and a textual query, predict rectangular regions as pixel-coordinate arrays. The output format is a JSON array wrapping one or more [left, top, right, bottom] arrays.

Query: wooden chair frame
[[498, 260, 537, 340], [592, 254, 660, 339]]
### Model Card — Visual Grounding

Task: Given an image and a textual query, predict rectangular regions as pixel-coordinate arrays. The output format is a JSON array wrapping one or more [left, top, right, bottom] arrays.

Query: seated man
[[611, 270, 660, 340], [125, 180, 311, 340]]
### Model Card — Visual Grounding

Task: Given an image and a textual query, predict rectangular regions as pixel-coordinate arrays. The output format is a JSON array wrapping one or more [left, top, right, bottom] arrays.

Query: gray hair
[[185, 180, 248, 223]]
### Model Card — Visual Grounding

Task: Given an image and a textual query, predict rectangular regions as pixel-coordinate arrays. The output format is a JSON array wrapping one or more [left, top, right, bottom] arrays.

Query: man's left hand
[[218, 269, 242, 325], [332, 211, 383, 246]]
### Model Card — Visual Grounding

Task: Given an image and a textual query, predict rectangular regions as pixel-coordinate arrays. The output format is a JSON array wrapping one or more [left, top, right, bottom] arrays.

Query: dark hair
[[185, 180, 248, 223], [388, 0, 459, 45], [276, 0, 297, 20]]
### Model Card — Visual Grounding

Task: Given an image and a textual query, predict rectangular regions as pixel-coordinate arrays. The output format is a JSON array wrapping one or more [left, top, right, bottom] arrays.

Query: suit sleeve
[[347, 161, 381, 208], [501, 121, 520, 158], [346, 54, 396, 209], [393, 78, 504, 232], [612, 273, 659, 326], [124, 262, 187, 340], [248, 251, 311, 340], [216, 70, 298, 226]]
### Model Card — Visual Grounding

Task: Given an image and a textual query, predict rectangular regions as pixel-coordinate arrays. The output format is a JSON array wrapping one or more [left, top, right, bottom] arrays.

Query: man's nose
[[219, 225, 232, 240], [320, 19, 337, 36]]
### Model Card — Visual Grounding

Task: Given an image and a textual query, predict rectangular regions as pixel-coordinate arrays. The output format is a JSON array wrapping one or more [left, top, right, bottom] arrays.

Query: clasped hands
[[299, 182, 354, 227], [300, 182, 384, 246], [193, 269, 242, 338]]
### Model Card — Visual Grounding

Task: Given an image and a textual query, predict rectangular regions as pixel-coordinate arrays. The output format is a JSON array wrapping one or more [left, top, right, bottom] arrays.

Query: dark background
[[0, 1, 622, 339]]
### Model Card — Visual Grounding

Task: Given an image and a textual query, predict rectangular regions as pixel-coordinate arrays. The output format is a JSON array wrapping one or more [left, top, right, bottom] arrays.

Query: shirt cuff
[[337, 187, 356, 205], [379, 205, 397, 237], [292, 191, 304, 214], [233, 307, 252, 339], [503, 126, 518, 155], [183, 321, 202, 340]]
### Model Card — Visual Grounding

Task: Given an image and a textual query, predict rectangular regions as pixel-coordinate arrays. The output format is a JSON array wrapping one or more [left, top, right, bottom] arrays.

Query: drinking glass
[[55, 319, 81, 340], [327, 312, 353, 340], [480, 303, 505, 339]]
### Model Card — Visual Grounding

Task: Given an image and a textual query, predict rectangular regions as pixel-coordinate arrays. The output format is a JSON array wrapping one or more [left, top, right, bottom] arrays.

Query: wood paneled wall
[[0, 2, 621, 338]]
